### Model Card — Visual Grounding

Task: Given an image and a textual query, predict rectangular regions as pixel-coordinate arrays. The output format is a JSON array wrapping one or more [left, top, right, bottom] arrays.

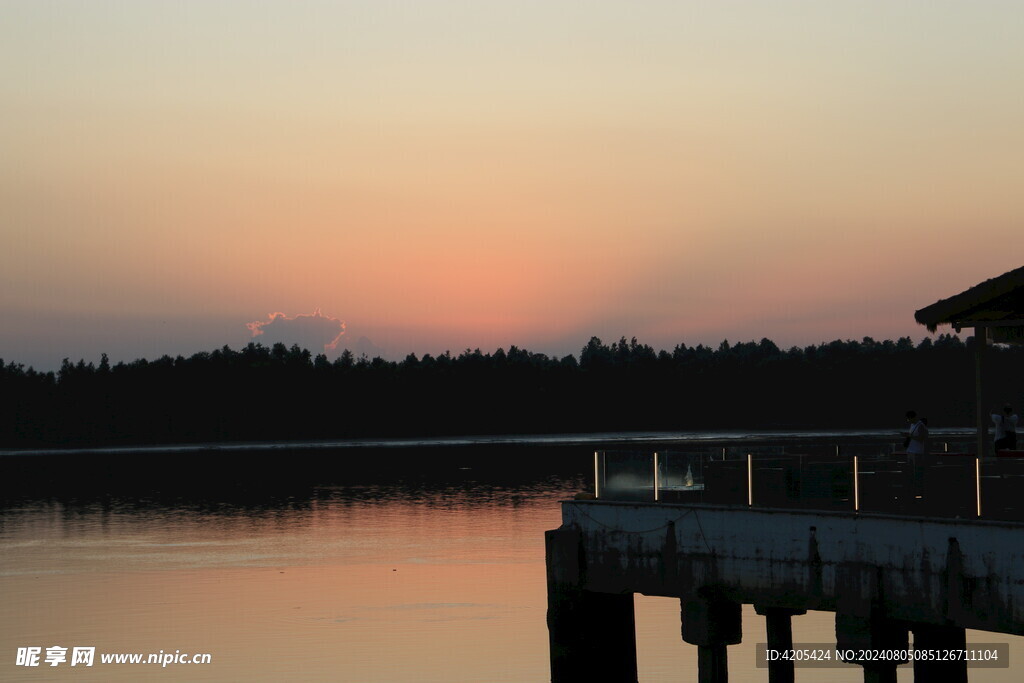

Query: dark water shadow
[[0, 444, 593, 513]]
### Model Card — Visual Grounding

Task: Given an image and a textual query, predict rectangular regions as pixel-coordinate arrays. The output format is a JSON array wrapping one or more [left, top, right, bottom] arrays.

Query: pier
[[546, 267, 1024, 681], [546, 448, 1024, 682]]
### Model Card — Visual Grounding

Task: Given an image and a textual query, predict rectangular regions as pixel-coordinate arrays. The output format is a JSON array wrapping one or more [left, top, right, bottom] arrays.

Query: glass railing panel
[[599, 450, 657, 502], [749, 454, 800, 508], [914, 457, 977, 518], [586, 443, 1000, 518], [980, 456, 1024, 521], [702, 454, 748, 505], [654, 451, 705, 503], [854, 452, 911, 514]]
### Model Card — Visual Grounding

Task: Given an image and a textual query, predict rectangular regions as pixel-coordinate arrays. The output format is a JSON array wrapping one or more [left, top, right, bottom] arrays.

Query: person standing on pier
[[991, 404, 1018, 452], [905, 411, 929, 496], [904, 411, 929, 455]]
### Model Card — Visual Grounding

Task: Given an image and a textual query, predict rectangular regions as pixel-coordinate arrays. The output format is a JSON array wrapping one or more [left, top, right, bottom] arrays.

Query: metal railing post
[[747, 453, 753, 507], [853, 455, 859, 512], [653, 452, 660, 502], [976, 456, 982, 518]]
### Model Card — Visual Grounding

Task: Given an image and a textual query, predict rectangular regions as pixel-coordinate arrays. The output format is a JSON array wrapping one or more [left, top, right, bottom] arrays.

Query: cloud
[[246, 309, 347, 353]]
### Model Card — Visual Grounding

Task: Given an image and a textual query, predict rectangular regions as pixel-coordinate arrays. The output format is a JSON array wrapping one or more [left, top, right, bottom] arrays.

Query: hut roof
[[915, 266, 1024, 332]]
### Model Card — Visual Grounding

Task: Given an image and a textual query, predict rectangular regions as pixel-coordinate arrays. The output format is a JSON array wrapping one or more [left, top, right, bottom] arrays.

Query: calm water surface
[[0, 443, 1020, 681]]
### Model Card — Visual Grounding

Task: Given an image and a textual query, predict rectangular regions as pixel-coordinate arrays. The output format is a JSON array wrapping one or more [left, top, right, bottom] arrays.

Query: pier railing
[[593, 446, 1024, 521]]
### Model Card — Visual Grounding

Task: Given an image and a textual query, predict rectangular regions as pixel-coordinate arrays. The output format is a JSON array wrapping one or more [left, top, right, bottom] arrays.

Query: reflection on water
[[0, 482, 572, 576], [0, 448, 586, 682], [1, 445, 1022, 682]]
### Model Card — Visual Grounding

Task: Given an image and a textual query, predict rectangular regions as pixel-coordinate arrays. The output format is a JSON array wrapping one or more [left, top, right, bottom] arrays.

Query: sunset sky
[[3, 1, 1023, 370]]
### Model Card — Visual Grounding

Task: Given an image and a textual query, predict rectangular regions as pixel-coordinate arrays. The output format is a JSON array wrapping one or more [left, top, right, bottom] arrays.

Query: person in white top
[[904, 410, 928, 455], [991, 404, 1019, 452], [903, 410, 928, 497]]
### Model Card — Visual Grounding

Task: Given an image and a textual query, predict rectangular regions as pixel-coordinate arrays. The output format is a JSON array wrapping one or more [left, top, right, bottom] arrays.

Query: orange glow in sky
[[2, 2, 1023, 369]]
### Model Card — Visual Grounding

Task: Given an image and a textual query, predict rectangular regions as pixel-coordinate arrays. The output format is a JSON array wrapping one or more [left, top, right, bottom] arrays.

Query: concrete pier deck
[[546, 499, 1024, 682]]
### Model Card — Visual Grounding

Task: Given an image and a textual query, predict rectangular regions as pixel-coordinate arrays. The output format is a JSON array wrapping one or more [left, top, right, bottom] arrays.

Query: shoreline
[[0, 427, 977, 458]]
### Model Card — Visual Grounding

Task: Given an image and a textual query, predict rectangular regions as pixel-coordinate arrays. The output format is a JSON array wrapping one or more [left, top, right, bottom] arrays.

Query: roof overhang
[[914, 266, 1024, 334]]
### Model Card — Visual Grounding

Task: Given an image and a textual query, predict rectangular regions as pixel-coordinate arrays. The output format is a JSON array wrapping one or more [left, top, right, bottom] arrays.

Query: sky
[[2, 1, 1023, 371]]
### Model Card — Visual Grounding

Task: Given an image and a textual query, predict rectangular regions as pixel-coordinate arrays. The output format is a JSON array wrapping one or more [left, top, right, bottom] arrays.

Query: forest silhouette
[[0, 334, 1015, 448]]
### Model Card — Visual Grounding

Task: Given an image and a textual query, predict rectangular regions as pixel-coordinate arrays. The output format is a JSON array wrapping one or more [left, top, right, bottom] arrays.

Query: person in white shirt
[[904, 410, 928, 455], [991, 404, 1019, 452]]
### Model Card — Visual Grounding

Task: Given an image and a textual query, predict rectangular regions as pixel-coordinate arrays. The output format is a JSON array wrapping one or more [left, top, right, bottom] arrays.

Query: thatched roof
[[915, 266, 1024, 333]]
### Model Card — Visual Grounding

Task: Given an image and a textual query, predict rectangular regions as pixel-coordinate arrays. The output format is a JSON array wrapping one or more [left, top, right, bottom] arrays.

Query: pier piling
[[680, 593, 742, 683], [835, 612, 907, 683], [911, 623, 967, 683], [755, 605, 805, 683], [545, 527, 638, 682]]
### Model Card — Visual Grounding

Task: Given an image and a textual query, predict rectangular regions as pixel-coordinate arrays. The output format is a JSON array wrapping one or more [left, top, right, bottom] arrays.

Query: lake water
[[1, 438, 1021, 681]]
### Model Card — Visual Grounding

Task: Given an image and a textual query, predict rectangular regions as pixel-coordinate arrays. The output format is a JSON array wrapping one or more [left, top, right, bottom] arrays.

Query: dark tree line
[[0, 334, 1015, 448]]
